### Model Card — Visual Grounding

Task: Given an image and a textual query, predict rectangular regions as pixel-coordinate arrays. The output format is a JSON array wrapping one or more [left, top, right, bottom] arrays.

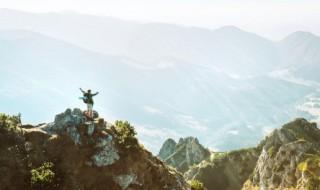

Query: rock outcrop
[[158, 137, 260, 190], [242, 118, 320, 190], [158, 137, 210, 173], [185, 148, 260, 190], [159, 138, 177, 160], [181, 119, 320, 190], [0, 109, 190, 190]]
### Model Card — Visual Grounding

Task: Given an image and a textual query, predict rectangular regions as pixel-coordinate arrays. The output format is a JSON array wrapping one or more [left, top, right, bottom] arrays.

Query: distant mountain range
[[1, 9, 320, 153]]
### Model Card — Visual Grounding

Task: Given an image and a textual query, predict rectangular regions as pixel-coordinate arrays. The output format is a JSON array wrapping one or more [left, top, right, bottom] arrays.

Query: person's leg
[[89, 104, 93, 118], [86, 103, 91, 117]]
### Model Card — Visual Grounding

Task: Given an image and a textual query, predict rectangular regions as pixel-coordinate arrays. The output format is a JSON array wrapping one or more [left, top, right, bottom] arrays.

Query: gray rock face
[[158, 138, 176, 160], [87, 122, 95, 136], [113, 173, 137, 190], [66, 125, 82, 145], [53, 108, 84, 131], [41, 108, 85, 144], [43, 108, 120, 167], [159, 137, 210, 173], [252, 141, 313, 189], [91, 136, 120, 167]]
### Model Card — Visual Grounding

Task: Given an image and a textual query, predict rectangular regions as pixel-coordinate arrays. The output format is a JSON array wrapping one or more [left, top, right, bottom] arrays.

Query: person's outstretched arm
[[79, 88, 85, 93], [93, 92, 99, 96]]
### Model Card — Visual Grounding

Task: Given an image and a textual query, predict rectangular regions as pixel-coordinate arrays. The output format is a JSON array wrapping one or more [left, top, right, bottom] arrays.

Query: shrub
[[114, 120, 137, 149], [31, 162, 55, 188], [0, 113, 21, 132], [188, 179, 205, 190], [211, 152, 228, 162], [267, 146, 276, 158]]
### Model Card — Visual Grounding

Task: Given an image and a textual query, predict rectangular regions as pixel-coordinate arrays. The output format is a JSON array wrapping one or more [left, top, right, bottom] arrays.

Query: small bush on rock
[[31, 162, 55, 189], [188, 179, 205, 190], [0, 113, 21, 132], [114, 120, 137, 149]]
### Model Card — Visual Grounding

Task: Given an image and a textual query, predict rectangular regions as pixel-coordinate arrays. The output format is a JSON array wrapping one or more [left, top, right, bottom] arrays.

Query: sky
[[0, 0, 320, 39]]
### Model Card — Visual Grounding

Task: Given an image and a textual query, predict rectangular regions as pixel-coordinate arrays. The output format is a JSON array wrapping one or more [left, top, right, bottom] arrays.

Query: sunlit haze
[[1, 0, 320, 40]]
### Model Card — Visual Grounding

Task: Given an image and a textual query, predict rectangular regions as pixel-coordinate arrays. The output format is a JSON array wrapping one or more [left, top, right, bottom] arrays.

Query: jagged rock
[[52, 108, 84, 132], [91, 136, 119, 167], [87, 122, 95, 136], [65, 125, 81, 145], [242, 118, 320, 190], [184, 119, 320, 190], [113, 173, 137, 190], [159, 137, 210, 173], [159, 138, 177, 160]]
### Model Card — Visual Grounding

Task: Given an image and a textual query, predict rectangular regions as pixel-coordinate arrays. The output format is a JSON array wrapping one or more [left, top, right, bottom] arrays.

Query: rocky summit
[[158, 137, 210, 173], [242, 118, 320, 190], [0, 109, 190, 190]]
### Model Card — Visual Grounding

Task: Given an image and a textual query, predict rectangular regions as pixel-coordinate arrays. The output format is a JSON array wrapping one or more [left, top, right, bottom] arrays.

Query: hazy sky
[[1, 0, 320, 39]]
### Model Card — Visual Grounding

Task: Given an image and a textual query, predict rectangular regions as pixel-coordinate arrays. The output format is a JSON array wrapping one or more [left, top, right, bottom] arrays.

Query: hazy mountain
[[0, 29, 316, 154], [277, 31, 320, 81], [1, 9, 320, 154], [0, 9, 280, 76]]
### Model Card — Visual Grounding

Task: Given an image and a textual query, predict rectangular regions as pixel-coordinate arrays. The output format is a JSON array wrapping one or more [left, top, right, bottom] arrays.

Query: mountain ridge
[[1, 8, 318, 42], [159, 118, 320, 190], [0, 109, 190, 190]]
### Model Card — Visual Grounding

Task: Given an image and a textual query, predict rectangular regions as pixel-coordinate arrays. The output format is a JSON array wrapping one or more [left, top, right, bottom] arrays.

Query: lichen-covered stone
[[87, 122, 95, 136], [91, 136, 119, 167], [113, 173, 137, 190]]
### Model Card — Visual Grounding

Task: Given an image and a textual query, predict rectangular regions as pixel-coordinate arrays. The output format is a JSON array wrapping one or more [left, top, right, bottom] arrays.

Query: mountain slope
[[184, 147, 260, 190], [0, 110, 190, 190], [180, 119, 320, 190], [243, 118, 320, 190], [277, 31, 320, 81]]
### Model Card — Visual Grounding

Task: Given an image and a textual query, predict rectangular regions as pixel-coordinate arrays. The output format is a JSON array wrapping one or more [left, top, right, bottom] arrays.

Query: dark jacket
[[81, 89, 98, 104]]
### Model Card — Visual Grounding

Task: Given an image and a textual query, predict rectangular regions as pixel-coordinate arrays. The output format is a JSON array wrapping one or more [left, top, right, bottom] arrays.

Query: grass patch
[[188, 179, 205, 190]]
